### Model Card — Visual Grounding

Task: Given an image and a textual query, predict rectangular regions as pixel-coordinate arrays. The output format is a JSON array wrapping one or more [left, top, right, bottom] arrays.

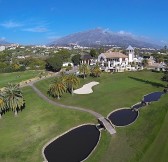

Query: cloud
[[1, 21, 23, 28], [117, 30, 133, 36], [22, 27, 48, 33]]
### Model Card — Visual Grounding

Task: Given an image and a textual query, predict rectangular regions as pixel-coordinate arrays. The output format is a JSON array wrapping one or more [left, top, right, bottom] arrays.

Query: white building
[[126, 45, 134, 62], [98, 51, 128, 72], [98, 45, 142, 72], [0, 46, 5, 51]]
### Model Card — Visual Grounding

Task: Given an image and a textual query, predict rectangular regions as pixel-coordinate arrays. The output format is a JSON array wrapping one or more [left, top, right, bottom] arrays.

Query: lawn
[[35, 71, 166, 116], [0, 70, 168, 162], [34, 70, 168, 161], [0, 70, 41, 88], [87, 94, 168, 162], [0, 87, 95, 162], [140, 100, 168, 162]]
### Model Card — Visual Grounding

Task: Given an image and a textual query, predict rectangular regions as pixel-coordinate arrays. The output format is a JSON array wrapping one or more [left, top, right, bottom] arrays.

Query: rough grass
[[0, 70, 41, 88]]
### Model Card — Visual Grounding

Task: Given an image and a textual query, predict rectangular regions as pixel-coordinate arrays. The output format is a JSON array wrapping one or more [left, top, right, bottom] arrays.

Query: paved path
[[98, 117, 116, 134], [20, 68, 116, 134], [29, 83, 103, 119]]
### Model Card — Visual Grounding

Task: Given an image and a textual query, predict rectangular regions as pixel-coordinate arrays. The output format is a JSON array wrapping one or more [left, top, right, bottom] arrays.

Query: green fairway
[[88, 94, 168, 162], [0, 70, 41, 88], [0, 70, 168, 162], [140, 102, 168, 162], [34, 70, 168, 161], [35, 71, 165, 116], [0, 87, 95, 162]]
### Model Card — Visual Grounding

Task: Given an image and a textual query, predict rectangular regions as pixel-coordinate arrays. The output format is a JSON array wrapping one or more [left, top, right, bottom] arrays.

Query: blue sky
[[0, 0, 168, 45]]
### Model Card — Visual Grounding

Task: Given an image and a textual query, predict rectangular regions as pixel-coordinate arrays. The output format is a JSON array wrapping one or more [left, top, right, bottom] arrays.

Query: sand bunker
[[74, 82, 99, 94]]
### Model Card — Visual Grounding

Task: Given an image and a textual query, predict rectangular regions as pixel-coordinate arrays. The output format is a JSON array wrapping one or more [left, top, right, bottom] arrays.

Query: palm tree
[[49, 77, 67, 99], [91, 64, 101, 77], [79, 64, 90, 79], [59, 71, 67, 82], [3, 83, 24, 116], [0, 92, 5, 119], [65, 74, 80, 95]]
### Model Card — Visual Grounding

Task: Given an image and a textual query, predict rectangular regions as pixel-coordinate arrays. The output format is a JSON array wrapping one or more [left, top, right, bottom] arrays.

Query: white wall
[[0, 46, 5, 51]]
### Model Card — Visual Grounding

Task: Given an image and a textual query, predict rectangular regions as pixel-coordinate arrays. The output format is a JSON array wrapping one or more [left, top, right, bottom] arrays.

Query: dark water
[[96, 124, 104, 130], [143, 92, 164, 103], [108, 109, 138, 126], [132, 102, 145, 109], [44, 125, 100, 162]]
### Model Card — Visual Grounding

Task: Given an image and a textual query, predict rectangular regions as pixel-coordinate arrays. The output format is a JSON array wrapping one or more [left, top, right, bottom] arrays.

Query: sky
[[0, 0, 168, 45]]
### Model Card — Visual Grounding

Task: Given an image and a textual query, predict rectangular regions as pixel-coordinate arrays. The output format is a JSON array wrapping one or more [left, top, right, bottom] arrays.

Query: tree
[[71, 54, 81, 66], [48, 77, 67, 99], [91, 64, 101, 77], [90, 49, 97, 58], [79, 64, 90, 79], [162, 73, 168, 82], [142, 59, 148, 67], [98, 48, 105, 54], [162, 59, 168, 82], [46, 55, 63, 72], [3, 83, 24, 116], [0, 92, 5, 119], [65, 74, 80, 95], [56, 49, 71, 62]]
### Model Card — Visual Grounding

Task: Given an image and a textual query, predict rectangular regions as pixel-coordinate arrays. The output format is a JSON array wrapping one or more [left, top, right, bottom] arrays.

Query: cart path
[[29, 83, 103, 119]]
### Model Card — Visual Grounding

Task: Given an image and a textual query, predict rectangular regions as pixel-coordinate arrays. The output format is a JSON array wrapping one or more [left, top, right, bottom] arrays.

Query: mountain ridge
[[50, 28, 161, 48], [0, 39, 11, 45]]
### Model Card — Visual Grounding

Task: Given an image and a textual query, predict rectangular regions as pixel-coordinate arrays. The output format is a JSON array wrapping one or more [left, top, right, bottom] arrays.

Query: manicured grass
[[140, 100, 168, 162], [35, 71, 165, 116], [35, 70, 168, 161], [0, 87, 95, 162], [0, 70, 41, 88], [1, 70, 168, 162], [91, 95, 168, 162]]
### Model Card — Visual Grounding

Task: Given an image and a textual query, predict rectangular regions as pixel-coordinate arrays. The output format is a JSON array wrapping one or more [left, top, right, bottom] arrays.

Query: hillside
[[50, 28, 161, 48]]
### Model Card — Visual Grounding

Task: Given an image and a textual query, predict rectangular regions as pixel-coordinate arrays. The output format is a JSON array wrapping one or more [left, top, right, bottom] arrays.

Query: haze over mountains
[[0, 39, 10, 45], [50, 28, 161, 48]]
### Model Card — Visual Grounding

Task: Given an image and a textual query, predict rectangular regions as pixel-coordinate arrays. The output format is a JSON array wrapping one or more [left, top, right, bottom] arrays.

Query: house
[[98, 51, 128, 70], [80, 54, 97, 65], [98, 45, 142, 72]]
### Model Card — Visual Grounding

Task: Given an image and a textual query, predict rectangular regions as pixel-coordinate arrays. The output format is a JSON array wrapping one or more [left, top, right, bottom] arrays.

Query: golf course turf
[[0, 70, 168, 162], [0, 70, 41, 88]]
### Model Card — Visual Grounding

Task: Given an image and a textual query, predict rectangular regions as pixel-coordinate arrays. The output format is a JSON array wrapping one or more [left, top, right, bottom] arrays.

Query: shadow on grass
[[128, 76, 165, 88], [1, 103, 26, 117]]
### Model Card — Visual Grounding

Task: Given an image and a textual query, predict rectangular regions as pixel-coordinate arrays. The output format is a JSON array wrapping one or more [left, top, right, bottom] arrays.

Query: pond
[[44, 125, 100, 162], [108, 109, 138, 126], [143, 92, 164, 103], [131, 102, 145, 110], [43, 90, 166, 161]]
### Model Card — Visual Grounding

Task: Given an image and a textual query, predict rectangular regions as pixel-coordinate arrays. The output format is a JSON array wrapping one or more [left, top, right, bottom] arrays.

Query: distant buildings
[[0, 46, 5, 51]]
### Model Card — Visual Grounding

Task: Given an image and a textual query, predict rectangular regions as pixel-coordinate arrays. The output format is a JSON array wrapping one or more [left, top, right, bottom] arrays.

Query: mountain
[[0, 39, 11, 45], [50, 28, 161, 48]]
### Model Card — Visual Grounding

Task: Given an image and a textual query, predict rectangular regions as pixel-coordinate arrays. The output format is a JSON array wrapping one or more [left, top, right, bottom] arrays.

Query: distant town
[[0, 41, 167, 73]]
